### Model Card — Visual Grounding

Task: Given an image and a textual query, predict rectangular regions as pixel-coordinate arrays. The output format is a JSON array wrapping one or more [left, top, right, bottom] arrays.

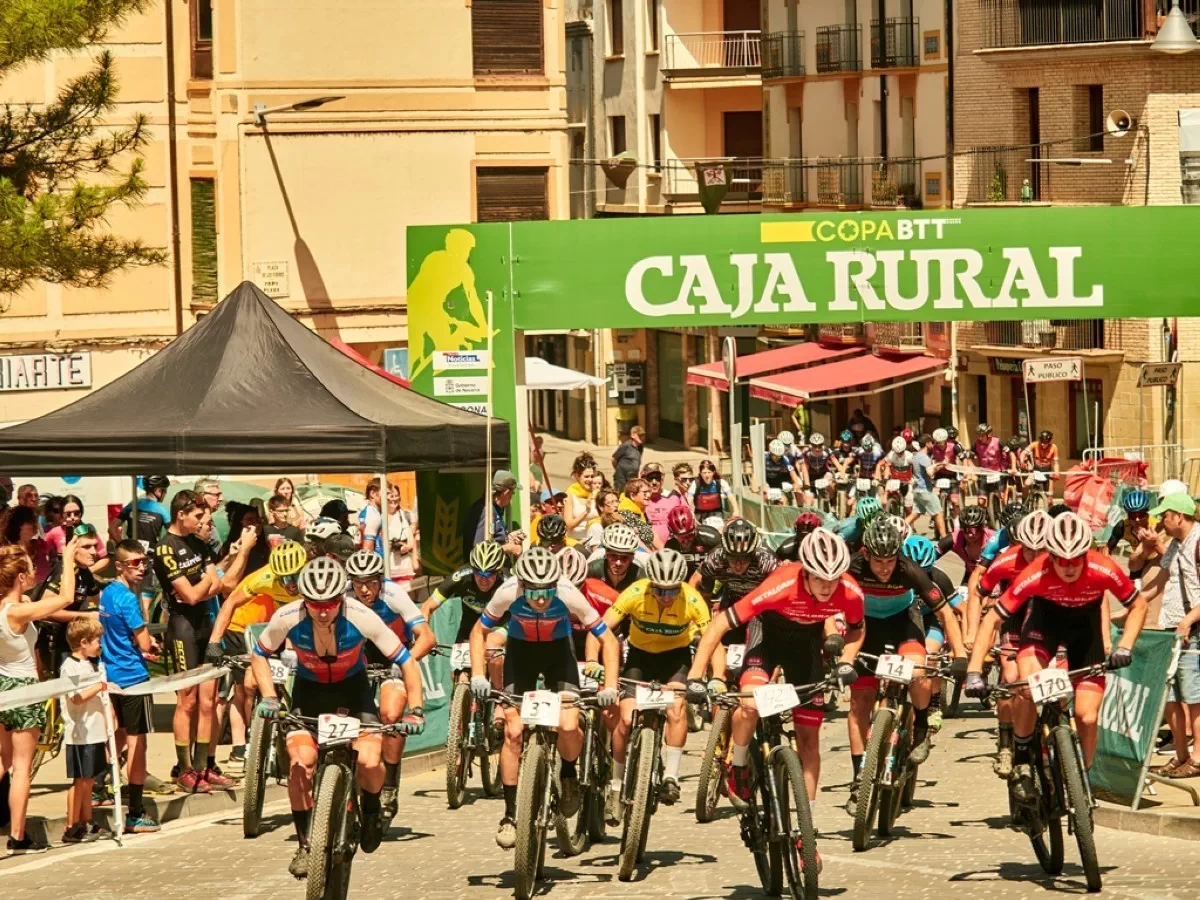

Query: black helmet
[[319, 499, 349, 520], [863, 515, 906, 558], [959, 505, 987, 529], [1000, 501, 1027, 531], [946, 426, 959, 440], [536, 514, 567, 543], [722, 518, 760, 557], [144, 475, 170, 492], [976, 423, 992, 435], [1038, 430, 1053, 442]]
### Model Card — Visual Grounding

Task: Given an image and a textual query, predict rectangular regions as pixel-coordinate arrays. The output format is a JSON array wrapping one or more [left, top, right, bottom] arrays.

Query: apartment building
[[761, 0, 950, 209], [0, 0, 567, 425]]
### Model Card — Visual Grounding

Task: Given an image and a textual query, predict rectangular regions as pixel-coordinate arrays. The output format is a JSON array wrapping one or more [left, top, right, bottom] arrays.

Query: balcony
[[816, 159, 864, 206], [982, 320, 1108, 350], [662, 31, 761, 80], [763, 158, 927, 209], [815, 24, 862, 73], [873, 323, 926, 353], [978, 0, 1144, 50], [762, 31, 805, 79], [871, 18, 919, 68], [819, 324, 868, 345], [662, 158, 765, 206], [762, 160, 807, 206], [870, 160, 921, 207]]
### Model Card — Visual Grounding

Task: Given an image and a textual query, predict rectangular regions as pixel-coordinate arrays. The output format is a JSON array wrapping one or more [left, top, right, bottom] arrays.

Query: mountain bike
[[1023, 471, 1051, 512], [441, 643, 504, 809], [712, 675, 833, 900], [883, 479, 906, 517], [695, 642, 746, 823], [853, 651, 955, 851], [985, 663, 1107, 893], [32, 698, 63, 779], [278, 713, 409, 900], [553, 683, 610, 855], [241, 652, 296, 838]]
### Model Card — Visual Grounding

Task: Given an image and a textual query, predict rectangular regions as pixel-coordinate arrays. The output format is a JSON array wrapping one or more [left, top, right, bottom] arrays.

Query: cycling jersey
[[154, 532, 214, 624], [254, 598, 411, 683], [585, 555, 643, 592], [1030, 441, 1058, 469], [480, 579, 608, 643], [426, 565, 503, 617], [118, 497, 168, 554], [579, 577, 620, 628], [997, 551, 1137, 619], [847, 553, 946, 619], [979, 544, 1035, 595], [609, 579, 710, 654], [884, 450, 914, 482], [837, 516, 866, 552], [361, 580, 425, 644], [691, 480, 727, 515], [229, 565, 299, 634], [929, 442, 958, 470], [664, 525, 721, 577], [974, 436, 1004, 470], [728, 564, 865, 630], [938, 527, 994, 575], [764, 453, 795, 490], [855, 446, 885, 479], [979, 528, 1012, 567], [698, 547, 778, 609], [802, 449, 831, 480]]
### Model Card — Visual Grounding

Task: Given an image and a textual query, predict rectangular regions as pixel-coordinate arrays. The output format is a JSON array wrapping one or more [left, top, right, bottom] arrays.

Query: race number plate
[[1034, 471, 1048, 483], [267, 658, 292, 684], [318, 714, 360, 745], [1028, 667, 1073, 705], [986, 474, 1001, 484], [577, 663, 598, 690], [752, 683, 801, 718], [875, 654, 915, 685], [519, 690, 561, 727], [450, 642, 472, 670], [886, 479, 900, 492], [635, 685, 675, 710], [725, 644, 746, 670], [815, 477, 830, 489], [935, 478, 951, 490], [856, 478, 873, 492]]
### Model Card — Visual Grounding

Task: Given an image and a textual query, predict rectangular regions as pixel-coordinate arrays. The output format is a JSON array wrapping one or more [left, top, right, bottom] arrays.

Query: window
[[1069, 379, 1104, 457], [191, 0, 213, 79], [976, 374, 988, 425], [610, 115, 627, 156], [649, 114, 661, 171], [475, 167, 549, 222], [1074, 84, 1104, 152], [925, 174, 942, 200], [190, 179, 218, 305], [647, 0, 659, 51], [923, 31, 940, 59], [1010, 379, 1035, 442], [472, 0, 544, 75], [609, 0, 624, 56]]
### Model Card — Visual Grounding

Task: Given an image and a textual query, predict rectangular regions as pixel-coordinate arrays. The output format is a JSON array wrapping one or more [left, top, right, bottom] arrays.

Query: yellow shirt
[[610, 579, 710, 654], [229, 565, 299, 633]]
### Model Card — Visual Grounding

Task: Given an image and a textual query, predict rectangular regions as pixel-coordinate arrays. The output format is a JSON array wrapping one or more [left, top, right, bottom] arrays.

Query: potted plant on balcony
[[987, 162, 1008, 202]]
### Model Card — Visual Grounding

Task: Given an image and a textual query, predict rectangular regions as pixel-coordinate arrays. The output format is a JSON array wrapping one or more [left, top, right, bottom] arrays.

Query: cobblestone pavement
[[4, 708, 1196, 900]]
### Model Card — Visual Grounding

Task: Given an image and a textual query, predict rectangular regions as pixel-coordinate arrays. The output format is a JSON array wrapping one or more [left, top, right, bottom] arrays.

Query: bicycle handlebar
[[981, 663, 1109, 698]]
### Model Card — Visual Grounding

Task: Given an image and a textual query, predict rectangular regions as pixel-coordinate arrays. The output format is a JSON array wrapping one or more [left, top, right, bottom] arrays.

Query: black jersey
[[154, 532, 214, 621], [698, 547, 778, 610], [586, 555, 642, 592], [665, 525, 721, 577], [430, 565, 503, 616]]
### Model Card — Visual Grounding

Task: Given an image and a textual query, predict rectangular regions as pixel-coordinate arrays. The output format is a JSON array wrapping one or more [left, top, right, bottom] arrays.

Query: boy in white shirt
[[60, 618, 110, 843]]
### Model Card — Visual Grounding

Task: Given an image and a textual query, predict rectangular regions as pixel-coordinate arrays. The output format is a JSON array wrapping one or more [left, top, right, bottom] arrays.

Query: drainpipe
[[945, 0, 955, 202], [878, 0, 888, 162], [164, 0, 184, 335]]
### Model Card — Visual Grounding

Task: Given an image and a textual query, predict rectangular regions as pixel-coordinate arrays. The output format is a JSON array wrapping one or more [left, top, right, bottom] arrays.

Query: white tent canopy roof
[[525, 357, 606, 391]]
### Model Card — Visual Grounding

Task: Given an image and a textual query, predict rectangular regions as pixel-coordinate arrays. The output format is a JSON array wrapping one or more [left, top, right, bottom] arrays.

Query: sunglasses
[[121, 558, 148, 569], [473, 569, 497, 579], [651, 585, 677, 600], [72, 524, 93, 537], [607, 552, 634, 564], [304, 599, 341, 612], [524, 587, 556, 602], [279, 574, 300, 590], [1053, 554, 1087, 567]]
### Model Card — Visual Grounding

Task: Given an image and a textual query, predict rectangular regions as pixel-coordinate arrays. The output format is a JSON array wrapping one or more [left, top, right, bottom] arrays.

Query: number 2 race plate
[[725, 644, 746, 670]]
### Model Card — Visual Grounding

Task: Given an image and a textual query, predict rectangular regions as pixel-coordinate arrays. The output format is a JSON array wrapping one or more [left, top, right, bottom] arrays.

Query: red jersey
[[997, 550, 1136, 619], [980, 544, 1036, 594], [728, 563, 865, 629], [577, 578, 619, 631]]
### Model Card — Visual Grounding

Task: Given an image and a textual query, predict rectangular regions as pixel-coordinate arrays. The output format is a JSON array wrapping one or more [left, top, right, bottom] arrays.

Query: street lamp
[[1152, 1, 1199, 54], [253, 95, 345, 126]]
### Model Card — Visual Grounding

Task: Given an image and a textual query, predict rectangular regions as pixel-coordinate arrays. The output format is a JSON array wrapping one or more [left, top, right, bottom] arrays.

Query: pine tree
[[0, 0, 166, 301]]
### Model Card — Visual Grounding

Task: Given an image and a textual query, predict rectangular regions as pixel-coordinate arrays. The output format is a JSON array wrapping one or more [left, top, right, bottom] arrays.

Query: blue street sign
[[383, 347, 409, 379]]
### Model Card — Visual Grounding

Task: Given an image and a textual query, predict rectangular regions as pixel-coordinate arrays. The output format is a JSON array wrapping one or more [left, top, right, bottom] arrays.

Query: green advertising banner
[[403, 599, 462, 757], [416, 470, 486, 577], [1090, 628, 1180, 807]]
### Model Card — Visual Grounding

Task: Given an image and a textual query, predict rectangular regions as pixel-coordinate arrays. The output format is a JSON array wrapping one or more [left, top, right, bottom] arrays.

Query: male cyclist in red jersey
[[966, 512, 1149, 802]]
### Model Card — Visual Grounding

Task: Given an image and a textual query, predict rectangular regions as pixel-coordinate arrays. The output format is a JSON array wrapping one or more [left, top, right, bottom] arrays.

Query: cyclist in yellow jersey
[[203, 541, 306, 764], [585, 548, 709, 811]]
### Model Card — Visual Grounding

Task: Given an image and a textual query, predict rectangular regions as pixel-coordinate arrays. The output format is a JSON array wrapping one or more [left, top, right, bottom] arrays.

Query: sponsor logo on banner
[[434, 376, 489, 397], [433, 350, 490, 371], [452, 402, 491, 416]]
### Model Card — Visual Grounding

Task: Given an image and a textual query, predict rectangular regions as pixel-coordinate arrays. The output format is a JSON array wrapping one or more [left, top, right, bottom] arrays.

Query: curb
[[23, 746, 446, 846], [1095, 801, 1200, 842]]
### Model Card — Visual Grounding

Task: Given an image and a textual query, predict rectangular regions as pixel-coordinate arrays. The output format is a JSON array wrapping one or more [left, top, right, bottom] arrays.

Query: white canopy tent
[[524, 357, 606, 391]]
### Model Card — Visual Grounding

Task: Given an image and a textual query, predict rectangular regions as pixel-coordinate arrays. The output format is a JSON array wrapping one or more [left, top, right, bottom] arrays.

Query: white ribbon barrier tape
[[0, 670, 102, 712], [114, 664, 230, 696]]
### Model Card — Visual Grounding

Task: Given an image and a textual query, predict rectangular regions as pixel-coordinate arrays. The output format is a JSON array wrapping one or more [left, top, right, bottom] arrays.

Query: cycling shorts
[[621, 645, 691, 690], [1017, 600, 1106, 693], [289, 669, 380, 728], [741, 617, 826, 728], [503, 638, 580, 695], [853, 606, 925, 691], [167, 611, 212, 675]]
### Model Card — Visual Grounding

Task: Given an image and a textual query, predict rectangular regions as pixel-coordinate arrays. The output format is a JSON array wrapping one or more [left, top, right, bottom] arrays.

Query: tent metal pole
[[379, 473, 390, 579], [130, 476, 140, 543], [485, 290, 495, 542]]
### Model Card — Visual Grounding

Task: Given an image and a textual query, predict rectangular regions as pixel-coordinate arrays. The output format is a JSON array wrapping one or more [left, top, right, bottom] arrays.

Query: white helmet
[[798, 528, 851, 581], [809, 432, 825, 447], [602, 523, 640, 553], [1013, 509, 1051, 551], [556, 547, 588, 587], [305, 518, 341, 542], [769, 439, 786, 456], [777, 430, 795, 446], [644, 548, 688, 588], [298, 556, 348, 602], [861, 435, 876, 450], [1045, 512, 1093, 559], [514, 546, 561, 588], [891, 437, 907, 454], [1160, 478, 1189, 498], [932, 428, 948, 443]]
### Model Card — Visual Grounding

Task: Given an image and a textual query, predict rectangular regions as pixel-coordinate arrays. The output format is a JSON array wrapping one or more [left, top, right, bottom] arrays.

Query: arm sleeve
[[996, 561, 1044, 619], [122, 590, 147, 632], [362, 505, 381, 540], [345, 600, 411, 666], [980, 531, 1004, 566], [904, 558, 946, 612], [609, 585, 636, 623], [1106, 520, 1125, 553], [931, 568, 958, 605], [698, 556, 719, 595], [978, 552, 1008, 594], [382, 584, 426, 627], [727, 567, 791, 628], [838, 578, 866, 628], [479, 579, 519, 629], [253, 606, 293, 657], [559, 582, 605, 635]]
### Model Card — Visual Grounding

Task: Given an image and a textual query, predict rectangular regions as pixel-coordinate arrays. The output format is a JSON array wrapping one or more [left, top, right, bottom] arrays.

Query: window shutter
[[190, 180, 218, 304], [476, 168, 549, 222], [472, 0, 544, 75]]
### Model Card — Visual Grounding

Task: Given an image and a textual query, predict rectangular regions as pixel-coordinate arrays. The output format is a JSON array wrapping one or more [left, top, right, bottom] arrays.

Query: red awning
[[685, 342, 864, 391], [749, 354, 947, 405]]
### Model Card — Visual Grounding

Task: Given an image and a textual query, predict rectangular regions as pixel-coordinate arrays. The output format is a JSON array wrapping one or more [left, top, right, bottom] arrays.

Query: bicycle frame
[[622, 706, 666, 809]]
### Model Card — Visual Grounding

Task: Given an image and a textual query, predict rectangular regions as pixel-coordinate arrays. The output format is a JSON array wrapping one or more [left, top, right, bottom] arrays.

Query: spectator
[[847, 408, 878, 443], [100, 539, 162, 833], [358, 478, 382, 541], [689, 458, 735, 528], [264, 493, 306, 548], [910, 434, 947, 538], [644, 463, 689, 546], [224, 502, 269, 575], [59, 618, 109, 843], [1146, 493, 1200, 779], [583, 488, 620, 553], [617, 478, 659, 549], [273, 477, 308, 529], [318, 499, 351, 534], [1, 541, 79, 852], [16, 485, 38, 511], [465, 470, 523, 559], [382, 483, 418, 583], [0, 505, 52, 583], [192, 478, 224, 556], [30, 524, 101, 675], [41, 496, 64, 536], [611, 426, 646, 493], [563, 455, 599, 544], [46, 496, 108, 574]]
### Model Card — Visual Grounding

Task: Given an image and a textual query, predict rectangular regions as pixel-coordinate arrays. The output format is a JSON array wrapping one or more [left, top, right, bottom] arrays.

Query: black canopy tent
[[0, 281, 508, 475]]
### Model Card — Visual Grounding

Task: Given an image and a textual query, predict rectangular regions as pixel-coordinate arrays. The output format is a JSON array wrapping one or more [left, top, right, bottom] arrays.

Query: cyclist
[[763, 439, 801, 505], [345, 550, 434, 823], [251, 556, 425, 878], [691, 518, 777, 640], [663, 506, 720, 579], [1002, 435, 1031, 505], [971, 509, 1051, 778], [587, 549, 708, 812], [901, 535, 964, 734], [1104, 489, 1161, 578], [687, 528, 863, 852], [304, 518, 343, 559], [470, 547, 620, 850], [965, 501, 1027, 644], [799, 433, 835, 507], [533, 513, 576, 552], [966, 512, 1148, 801], [837, 495, 883, 552], [853, 434, 885, 493], [974, 423, 1005, 507], [938, 505, 993, 586], [775, 511, 825, 562], [846, 516, 967, 810], [880, 436, 915, 512], [586, 522, 644, 589], [1022, 429, 1061, 497]]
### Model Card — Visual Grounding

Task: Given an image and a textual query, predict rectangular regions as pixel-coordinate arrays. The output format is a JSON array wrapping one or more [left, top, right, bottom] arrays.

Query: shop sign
[[1137, 362, 1181, 388], [0, 352, 92, 393], [1022, 357, 1082, 383], [989, 357, 1023, 376]]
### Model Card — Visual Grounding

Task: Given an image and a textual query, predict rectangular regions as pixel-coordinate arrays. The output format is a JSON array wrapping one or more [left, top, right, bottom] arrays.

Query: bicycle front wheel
[[242, 715, 273, 838], [619, 727, 656, 882], [444, 682, 472, 809], [853, 706, 896, 852], [696, 703, 731, 823], [1053, 726, 1100, 892], [306, 763, 351, 900], [776, 748, 818, 900], [514, 737, 550, 900], [747, 751, 784, 896]]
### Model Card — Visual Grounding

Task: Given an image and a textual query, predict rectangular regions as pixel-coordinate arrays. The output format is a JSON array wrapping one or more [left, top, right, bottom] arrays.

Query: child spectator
[[60, 618, 109, 842]]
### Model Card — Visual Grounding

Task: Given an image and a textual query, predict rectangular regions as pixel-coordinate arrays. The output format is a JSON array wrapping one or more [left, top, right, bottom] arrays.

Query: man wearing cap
[[611, 426, 645, 493], [465, 470, 524, 560], [1144, 491, 1200, 778]]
